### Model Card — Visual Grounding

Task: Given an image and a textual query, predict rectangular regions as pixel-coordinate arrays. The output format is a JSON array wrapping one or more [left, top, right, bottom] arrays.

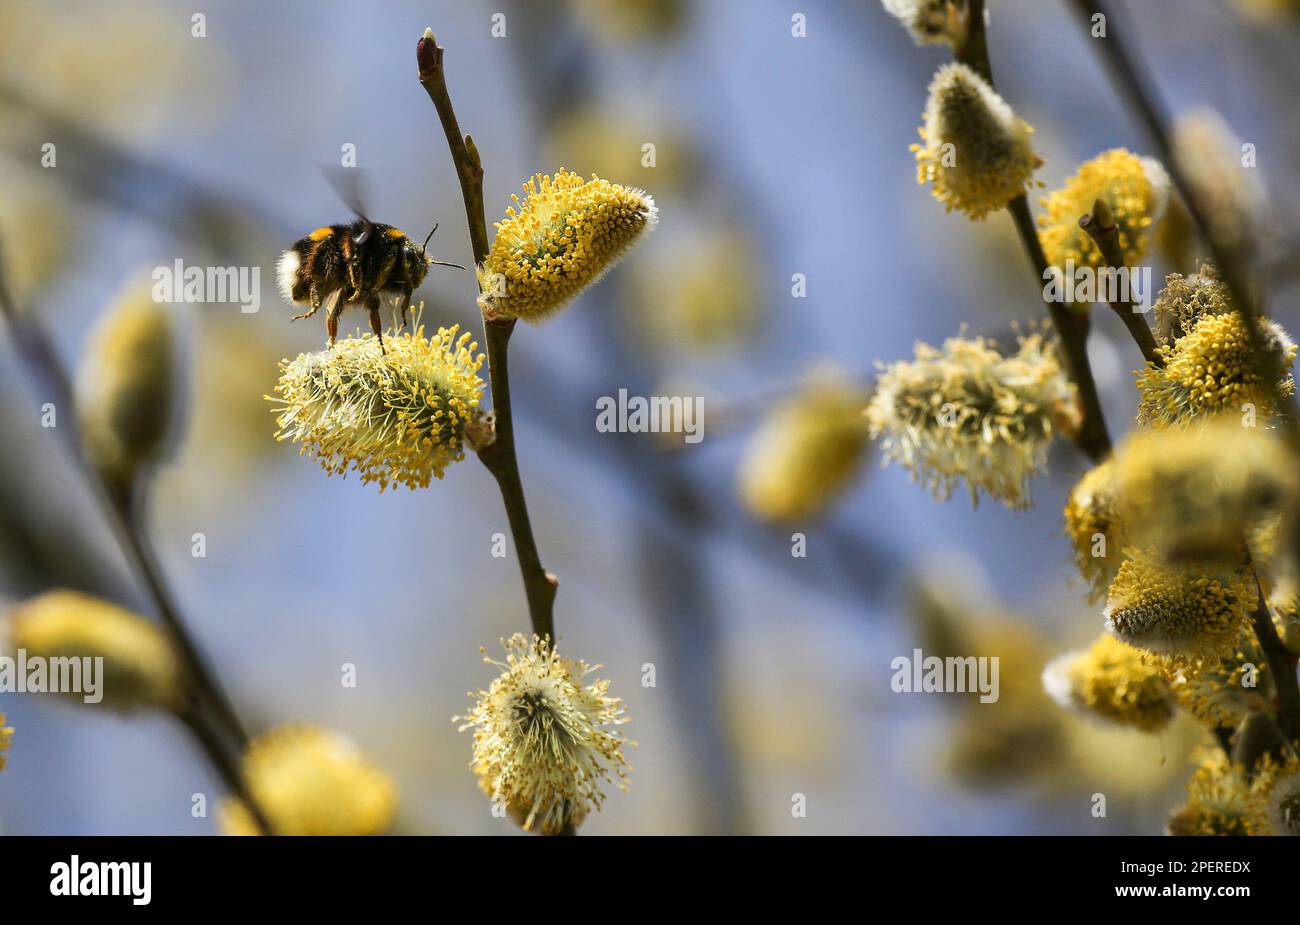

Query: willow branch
[[1078, 199, 1161, 366], [955, 1, 1112, 462], [1068, 0, 1300, 747], [417, 29, 558, 643], [0, 243, 268, 833], [415, 35, 489, 267], [1247, 567, 1300, 748], [1005, 198, 1112, 461], [178, 706, 257, 816], [120, 480, 253, 752], [1066, 0, 1297, 433]]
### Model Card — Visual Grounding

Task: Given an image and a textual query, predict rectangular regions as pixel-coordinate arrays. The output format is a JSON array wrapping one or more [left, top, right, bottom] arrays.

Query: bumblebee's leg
[[397, 288, 413, 330], [376, 251, 398, 293], [367, 252, 399, 327], [366, 294, 385, 354], [326, 295, 345, 348], [343, 235, 363, 302], [346, 265, 363, 303], [292, 285, 324, 321]]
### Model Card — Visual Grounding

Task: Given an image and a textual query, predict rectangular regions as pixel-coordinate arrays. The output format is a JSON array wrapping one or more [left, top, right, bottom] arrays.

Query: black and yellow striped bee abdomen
[[285, 225, 350, 304]]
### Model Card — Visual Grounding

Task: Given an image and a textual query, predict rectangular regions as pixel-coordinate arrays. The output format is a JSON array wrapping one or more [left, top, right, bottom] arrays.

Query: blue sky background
[[1, 0, 1297, 834]]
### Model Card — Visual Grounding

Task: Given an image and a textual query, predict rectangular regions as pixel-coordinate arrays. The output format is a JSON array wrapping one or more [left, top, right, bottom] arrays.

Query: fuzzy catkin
[[271, 323, 484, 490], [457, 634, 631, 835], [79, 284, 176, 499], [737, 374, 871, 523], [1037, 149, 1169, 270], [911, 63, 1042, 220], [883, 0, 967, 47], [1137, 312, 1296, 428], [1104, 551, 1255, 660], [477, 169, 656, 322], [1110, 419, 1298, 565], [1062, 461, 1127, 601], [868, 332, 1071, 509], [219, 724, 397, 836], [1167, 753, 1273, 836], [5, 590, 186, 712], [1042, 633, 1175, 732]]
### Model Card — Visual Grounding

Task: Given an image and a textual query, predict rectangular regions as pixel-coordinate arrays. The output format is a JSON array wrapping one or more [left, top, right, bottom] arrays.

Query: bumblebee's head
[[415, 222, 465, 282], [402, 237, 430, 289]]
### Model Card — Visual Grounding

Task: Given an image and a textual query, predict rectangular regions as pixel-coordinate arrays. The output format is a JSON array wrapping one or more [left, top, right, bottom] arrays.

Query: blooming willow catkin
[[1150, 266, 1236, 346], [1137, 307, 1296, 428], [218, 724, 397, 836], [5, 590, 185, 711], [882, 0, 968, 46], [270, 324, 485, 490], [911, 63, 1042, 220], [457, 634, 631, 835], [1268, 583, 1300, 653], [1263, 755, 1300, 836], [79, 281, 176, 501], [1062, 461, 1126, 601], [1042, 633, 1174, 732], [1110, 419, 1298, 564], [1166, 753, 1271, 836], [1037, 148, 1169, 269], [737, 373, 871, 523], [1103, 551, 1255, 660], [1172, 109, 1265, 257], [1167, 637, 1270, 728], [477, 169, 657, 322], [867, 332, 1072, 509]]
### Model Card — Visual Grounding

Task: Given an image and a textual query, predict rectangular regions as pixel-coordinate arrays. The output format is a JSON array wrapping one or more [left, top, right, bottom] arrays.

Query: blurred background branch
[[0, 239, 269, 832]]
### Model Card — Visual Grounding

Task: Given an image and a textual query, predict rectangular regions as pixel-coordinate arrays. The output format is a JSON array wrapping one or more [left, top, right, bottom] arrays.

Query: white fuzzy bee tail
[[276, 249, 301, 303]]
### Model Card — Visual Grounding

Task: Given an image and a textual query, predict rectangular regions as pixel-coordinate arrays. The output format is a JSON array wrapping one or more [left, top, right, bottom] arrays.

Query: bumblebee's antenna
[[421, 222, 464, 269]]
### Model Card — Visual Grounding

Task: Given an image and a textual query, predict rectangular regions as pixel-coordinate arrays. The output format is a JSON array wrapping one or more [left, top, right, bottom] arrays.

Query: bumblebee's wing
[[318, 164, 376, 243]]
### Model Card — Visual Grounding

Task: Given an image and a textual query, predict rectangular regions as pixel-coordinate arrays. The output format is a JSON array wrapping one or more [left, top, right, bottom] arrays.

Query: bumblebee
[[277, 219, 463, 351], [278, 168, 464, 351]]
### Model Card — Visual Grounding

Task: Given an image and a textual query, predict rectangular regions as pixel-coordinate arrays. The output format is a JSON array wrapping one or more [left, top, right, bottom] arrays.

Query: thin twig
[[178, 705, 256, 813], [476, 323, 559, 642], [1248, 568, 1300, 747], [122, 480, 253, 750], [0, 243, 269, 833], [417, 29, 557, 642], [1078, 198, 1162, 366], [957, 0, 1112, 462]]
